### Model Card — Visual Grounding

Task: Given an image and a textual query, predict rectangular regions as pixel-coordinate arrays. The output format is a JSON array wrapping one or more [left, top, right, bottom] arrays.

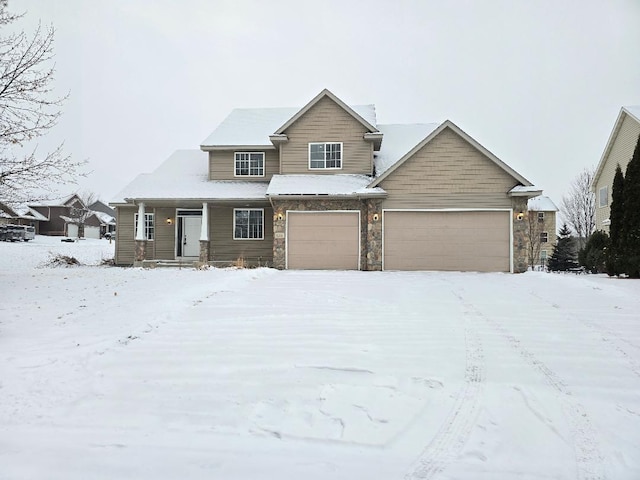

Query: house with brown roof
[[592, 106, 640, 232], [111, 89, 544, 272]]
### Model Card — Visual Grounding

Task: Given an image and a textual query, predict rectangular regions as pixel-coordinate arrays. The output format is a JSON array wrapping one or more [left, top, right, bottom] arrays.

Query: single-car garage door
[[287, 211, 360, 269], [383, 210, 510, 272]]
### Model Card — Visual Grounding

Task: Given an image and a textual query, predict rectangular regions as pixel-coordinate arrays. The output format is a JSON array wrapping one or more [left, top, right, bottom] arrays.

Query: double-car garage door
[[383, 210, 511, 272]]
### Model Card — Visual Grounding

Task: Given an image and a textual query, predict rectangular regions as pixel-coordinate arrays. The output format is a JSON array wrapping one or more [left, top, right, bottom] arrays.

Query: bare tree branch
[[0, 1, 86, 205], [561, 168, 596, 249]]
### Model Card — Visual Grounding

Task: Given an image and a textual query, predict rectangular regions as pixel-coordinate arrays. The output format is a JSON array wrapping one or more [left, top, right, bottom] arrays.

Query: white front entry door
[[181, 216, 202, 257]]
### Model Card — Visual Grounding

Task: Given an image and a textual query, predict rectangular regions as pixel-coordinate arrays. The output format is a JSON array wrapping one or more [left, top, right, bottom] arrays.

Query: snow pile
[[1, 238, 640, 479]]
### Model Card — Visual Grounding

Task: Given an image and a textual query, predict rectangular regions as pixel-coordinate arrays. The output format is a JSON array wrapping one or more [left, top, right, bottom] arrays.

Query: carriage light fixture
[[516, 212, 524, 221], [373, 213, 379, 221], [166, 217, 173, 225]]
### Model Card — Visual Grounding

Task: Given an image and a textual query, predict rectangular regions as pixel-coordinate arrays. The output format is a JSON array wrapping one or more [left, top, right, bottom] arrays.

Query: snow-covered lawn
[[1, 236, 639, 479]]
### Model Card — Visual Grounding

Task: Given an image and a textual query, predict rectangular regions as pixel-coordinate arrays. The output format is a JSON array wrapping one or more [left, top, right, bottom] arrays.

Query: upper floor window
[[235, 152, 264, 177], [234, 209, 264, 240], [134, 213, 154, 241], [537, 212, 545, 223], [309, 142, 342, 169], [540, 231, 548, 243], [598, 186, 608, 207]]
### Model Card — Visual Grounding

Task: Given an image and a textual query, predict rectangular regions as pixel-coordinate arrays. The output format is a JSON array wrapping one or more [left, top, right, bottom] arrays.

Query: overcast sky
[[12, 0, 640, 212]]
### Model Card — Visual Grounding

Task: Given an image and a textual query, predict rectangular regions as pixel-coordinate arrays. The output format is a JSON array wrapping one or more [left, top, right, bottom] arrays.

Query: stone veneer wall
[[271, 198, 383, 271], [511, 196, 529, 273]]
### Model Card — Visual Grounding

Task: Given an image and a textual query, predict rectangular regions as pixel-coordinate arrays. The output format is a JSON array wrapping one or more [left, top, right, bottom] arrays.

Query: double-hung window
[[235, 152, 264, 177], [537, 212, 545, 223], [598, 186, 608, 207], [309, 142, 342, 169], [540, 231, 548, 243], [234, 209, 264, 240], [134, 213, 155, 240]]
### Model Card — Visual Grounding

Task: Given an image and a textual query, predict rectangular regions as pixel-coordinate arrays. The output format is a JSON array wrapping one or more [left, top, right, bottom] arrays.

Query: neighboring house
[[527, 195, 559, 267], [592, 106, 640, 232], [29, 194, 102, 238], [111, 89, 544, 272], [89, 200, 117, 237], [0, 202, 48, 231]]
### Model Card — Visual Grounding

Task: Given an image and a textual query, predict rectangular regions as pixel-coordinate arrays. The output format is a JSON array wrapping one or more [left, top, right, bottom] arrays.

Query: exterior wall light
[[166, 217, 173, 225], [373, 213, 379, 221], [277, 213, 284, 221], [516, 212, 524, 221]]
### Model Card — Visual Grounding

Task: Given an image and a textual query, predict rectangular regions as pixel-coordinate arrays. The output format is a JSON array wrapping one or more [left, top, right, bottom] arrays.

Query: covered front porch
[[116, 198, 273, 268]]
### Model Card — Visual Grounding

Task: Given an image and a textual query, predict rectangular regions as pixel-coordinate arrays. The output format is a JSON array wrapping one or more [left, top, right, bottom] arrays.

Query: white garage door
[[84, 226, 100, 239], [383, 211, 511, 272], [66, 223, 78, 237], [287, 212, 360, 270]]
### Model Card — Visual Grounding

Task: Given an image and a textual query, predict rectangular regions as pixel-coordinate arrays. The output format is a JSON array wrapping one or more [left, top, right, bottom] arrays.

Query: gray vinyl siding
[[154, 207, 176, 259], [280, 96, 373, 175], [208, 205, 274, 265], [114, 206, 155, 265], [209, 149, 279, 180], [380, 127, 517, 209], [594, 114, 640, 231]]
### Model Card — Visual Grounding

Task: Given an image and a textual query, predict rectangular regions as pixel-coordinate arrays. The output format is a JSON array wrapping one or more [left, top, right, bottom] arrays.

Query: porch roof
[[266, 174, 386, 198]]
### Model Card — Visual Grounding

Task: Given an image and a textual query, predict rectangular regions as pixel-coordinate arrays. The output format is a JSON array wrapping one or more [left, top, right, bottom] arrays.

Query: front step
[[141, 259, 199, 269]]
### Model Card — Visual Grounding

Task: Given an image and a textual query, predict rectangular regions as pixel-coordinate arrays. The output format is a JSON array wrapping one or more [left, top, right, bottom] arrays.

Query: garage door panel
[[287, 212, 359, 270], [384, 211, 510, 272]]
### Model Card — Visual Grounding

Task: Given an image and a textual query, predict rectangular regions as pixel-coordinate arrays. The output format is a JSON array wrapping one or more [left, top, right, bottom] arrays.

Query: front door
[[179, 216, 202, 257]]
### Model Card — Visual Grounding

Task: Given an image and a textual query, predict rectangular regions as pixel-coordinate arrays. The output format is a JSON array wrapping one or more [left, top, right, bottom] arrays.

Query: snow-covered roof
[[527, 195, 558, 212], [266, 174, 386, 197], [509, 185, 542, 196], [200, 104, 378, 148], [111, 150, 268, 203], [374, 123, 440, 177], [93, 211, 116, 225], [29, 194, 81, 208]]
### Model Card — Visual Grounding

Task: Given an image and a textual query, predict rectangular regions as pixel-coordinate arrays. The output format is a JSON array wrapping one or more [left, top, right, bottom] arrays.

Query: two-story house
[[111, 89, 543, 272], [592, 106, 640, 232]]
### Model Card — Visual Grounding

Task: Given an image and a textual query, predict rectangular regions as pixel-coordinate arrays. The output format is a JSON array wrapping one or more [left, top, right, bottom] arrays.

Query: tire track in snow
[[528, 289, 640, 381], [457, 288, 606, 480], [404, 290, 485, 480]]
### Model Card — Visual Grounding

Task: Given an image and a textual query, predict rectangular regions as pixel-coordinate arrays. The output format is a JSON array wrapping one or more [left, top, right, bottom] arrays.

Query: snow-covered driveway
[[1, 238, 639, 479]]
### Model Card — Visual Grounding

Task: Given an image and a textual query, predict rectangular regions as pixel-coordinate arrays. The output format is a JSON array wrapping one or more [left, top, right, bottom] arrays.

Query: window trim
[[233, 208, 264, 240], [537, 211, 545, 223], [134, 213, 155, 241], [598, 186, 608, 208], [234, 152, 265, 177], [308, 142, 343, 170], [540, 231, 548, 243]]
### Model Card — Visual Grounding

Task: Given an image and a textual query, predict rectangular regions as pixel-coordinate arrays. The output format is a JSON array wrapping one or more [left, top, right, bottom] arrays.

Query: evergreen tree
[[580, 230, 609, 274], [622, 135, 640, 278], [606, 164, 625, 275], [548, 224, 579, 272]]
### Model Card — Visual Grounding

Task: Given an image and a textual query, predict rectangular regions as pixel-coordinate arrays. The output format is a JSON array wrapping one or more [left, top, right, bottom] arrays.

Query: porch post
[[199, 202, 210, 264], [134, 202, 146, 265]]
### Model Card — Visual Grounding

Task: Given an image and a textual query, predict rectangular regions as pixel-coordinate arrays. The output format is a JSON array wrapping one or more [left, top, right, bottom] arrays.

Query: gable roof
[[274, 89, 378, 135], [593, 106, 640, 187], [29, 194, 85, 208], [369, 120, 533, 188]]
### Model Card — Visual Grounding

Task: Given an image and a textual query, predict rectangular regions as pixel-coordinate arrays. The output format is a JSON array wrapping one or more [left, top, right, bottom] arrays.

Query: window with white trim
[[537, 212, 545, 222], [598, 186, 608, 207], [540, 231, 548, 243], [234, 209, 264, 240], [540, 250, 548, 265], [309, 142, 342, 169], [134, 213, 155, 240], [235, 152, 264, 177]]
